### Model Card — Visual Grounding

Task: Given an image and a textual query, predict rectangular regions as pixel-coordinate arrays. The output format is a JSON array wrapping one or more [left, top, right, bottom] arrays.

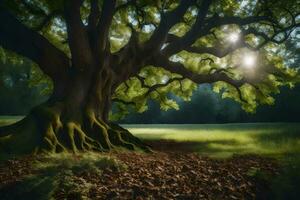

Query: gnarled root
[[108, 123, 152, 152], [0, 104, 151, 156]]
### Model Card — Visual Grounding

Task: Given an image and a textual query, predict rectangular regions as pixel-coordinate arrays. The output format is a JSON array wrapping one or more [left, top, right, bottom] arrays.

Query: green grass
[[2, 117, 300, 158], [123, 123, 300, 158], [0, 116, 23, 126]]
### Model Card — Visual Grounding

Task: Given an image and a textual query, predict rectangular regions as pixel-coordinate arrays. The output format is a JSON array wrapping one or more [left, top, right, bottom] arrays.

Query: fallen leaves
[[0, 150, 279, 199], [83, 152, 278, 199]]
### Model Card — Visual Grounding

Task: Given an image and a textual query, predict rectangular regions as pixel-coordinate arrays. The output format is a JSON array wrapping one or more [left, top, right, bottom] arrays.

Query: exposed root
[[109, 123, 152, 152], [87, 111, 115, 151], [65, 122, 104, 153], [41, 123, 66, 153], [0, 107, 151, 156]]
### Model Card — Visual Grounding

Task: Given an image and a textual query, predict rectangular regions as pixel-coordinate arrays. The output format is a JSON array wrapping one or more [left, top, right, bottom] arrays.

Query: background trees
[[0, 49, 50, 115]]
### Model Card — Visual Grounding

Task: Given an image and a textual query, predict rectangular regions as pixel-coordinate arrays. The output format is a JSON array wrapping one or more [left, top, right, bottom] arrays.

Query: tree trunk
[[0, 67, 150, 155]]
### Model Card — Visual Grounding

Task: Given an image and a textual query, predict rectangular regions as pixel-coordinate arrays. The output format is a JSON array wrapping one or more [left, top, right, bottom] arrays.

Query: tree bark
[[0, 65, 150, 155]]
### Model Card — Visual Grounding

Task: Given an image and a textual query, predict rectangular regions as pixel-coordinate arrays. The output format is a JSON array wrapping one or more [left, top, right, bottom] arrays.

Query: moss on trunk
[[0, 101, 151, 156]]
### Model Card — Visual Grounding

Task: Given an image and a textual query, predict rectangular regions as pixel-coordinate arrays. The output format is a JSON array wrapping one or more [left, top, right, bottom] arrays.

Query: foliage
[[0, 0, 299, 119], [118, 84, 300, 124], [0, 49, 51, 115], [108, 0, 300, 118]]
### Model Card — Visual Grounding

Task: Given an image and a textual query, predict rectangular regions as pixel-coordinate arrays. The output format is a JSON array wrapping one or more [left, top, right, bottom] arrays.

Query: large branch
[[96, 0, 116, 54], [64, 0, 93, 68], [161, 0, 213, 56], [35, 10, 61, 31], [143, 0, 195, 54], [150, 55, 253, 102], [162, 15, 269, 56], [86, 0, 101, 54], [112, 0, 195, 78], [0, 8, 70, 81], [150, 55, 246, 87], [184, 41, 248, 58], [88, 0, 100, 31], [242, 22, 300, 49], [183, 21, 300, 58], [112, 0, 195, 79]]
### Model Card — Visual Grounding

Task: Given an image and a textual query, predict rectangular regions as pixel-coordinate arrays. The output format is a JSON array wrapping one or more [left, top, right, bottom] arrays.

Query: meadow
[[124, 123, 300, 158], [2, 117, 300, 158]]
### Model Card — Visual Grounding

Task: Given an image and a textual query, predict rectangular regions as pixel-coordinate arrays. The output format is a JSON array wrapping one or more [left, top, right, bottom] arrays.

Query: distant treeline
[[0, 57, 49, 115], [118, 84, 300, 124]]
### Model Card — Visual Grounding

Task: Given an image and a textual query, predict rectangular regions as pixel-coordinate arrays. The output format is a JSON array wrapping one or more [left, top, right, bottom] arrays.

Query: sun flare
[[228, 32, 239, 43], [243, 54, 257, 68]]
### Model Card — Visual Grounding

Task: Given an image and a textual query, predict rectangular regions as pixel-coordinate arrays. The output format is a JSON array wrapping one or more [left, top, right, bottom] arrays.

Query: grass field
[[1, 117, 300, 158], [124, 123, 300, 158], [0, 116, 23, 127]]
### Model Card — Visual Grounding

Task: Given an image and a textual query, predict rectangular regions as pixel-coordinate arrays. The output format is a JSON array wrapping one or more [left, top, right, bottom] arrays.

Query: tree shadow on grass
[[252, 130, 300, 144], [143, 139, 243, 155], [250, 130, 300, 156]]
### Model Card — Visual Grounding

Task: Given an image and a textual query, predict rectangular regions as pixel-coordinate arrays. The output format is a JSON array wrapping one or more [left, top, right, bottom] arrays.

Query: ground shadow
[[143, 139, 241, 155], [252, 130, 300, 144]]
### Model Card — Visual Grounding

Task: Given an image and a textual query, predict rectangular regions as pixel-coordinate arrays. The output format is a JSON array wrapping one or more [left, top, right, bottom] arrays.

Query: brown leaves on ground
[[0, 156, 33, 186], [0, 142, 279, 200], [86, 152, 278, 200]]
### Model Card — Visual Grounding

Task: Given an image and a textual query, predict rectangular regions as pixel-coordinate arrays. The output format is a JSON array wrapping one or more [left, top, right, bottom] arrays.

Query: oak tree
[[0, 0, 299, 155]]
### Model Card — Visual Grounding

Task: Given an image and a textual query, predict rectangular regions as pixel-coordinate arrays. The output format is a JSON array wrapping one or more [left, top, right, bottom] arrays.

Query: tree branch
[[112, 98, 136, 106], [144, 77, 184, 96], [151, 56, 249, 103], [150, 55, 247, 88], [184, 40, 248, 58], [88, 0, 100, 31], [165, 14, 299, 58], [143, 0, 195, 54], [96, 0, 116, 54], [242, 22, 300, 50], [64, 0, 93, 68], [161, 0, 213, 56], [0, 9, 70, 81], [35, 10, 61, 31], [163, 14, 269, 57]]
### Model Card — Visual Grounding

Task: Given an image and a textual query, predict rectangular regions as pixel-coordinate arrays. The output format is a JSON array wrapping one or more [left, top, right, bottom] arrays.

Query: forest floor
[[0, 122, 300, 199], [0, 149, 280, 200]]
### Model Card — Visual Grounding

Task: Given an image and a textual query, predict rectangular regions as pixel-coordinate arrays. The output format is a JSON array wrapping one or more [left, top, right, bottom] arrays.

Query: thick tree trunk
[[0, 0, 152, 156], [0, 69, 150, 155]]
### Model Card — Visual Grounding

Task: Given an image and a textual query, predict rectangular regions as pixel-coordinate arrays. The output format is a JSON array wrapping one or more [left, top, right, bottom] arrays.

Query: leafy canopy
[[0, 0, 299, 120]]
